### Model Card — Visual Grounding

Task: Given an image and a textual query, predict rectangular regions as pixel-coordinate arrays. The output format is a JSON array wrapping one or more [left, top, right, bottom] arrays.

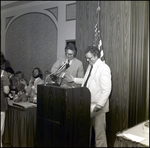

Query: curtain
[[129, 1, 149, 127]]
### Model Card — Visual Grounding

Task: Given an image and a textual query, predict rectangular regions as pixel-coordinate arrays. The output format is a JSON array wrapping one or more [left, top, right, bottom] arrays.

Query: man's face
[[65, 49, 75, 61], [32, 69, 39, 78], [7, 72, 12, 79], [18, 73, 23, 79], [85, 51, 97, 65], [15, 74, 20, 80]]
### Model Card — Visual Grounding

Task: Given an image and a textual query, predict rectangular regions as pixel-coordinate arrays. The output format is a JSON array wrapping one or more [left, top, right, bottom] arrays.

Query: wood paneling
[[37, 85, 91, 147], [76, 1, 98, 69], [76, 1, 148, 147], [100, 2, 131, 146]]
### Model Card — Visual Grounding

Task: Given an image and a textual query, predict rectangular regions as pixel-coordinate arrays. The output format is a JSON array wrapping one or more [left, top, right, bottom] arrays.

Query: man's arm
[[4, 86, 10, 94]]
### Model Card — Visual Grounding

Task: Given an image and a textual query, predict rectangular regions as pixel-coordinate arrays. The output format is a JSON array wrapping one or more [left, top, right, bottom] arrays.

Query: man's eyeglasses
[[85, 55, 93, 60], [65, 53, 74, 56]]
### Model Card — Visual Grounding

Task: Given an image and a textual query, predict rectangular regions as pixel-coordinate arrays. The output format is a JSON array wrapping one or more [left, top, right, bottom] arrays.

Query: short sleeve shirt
[[1, 69, 10, 111]]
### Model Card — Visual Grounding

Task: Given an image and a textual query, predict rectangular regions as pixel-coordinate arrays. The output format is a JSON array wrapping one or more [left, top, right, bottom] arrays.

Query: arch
[[5, 10, 58, 34]]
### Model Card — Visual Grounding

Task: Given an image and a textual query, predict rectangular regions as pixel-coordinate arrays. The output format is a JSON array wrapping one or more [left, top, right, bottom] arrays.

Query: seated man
[[21, 67, 44, 103], [48, 43, 84, 88]]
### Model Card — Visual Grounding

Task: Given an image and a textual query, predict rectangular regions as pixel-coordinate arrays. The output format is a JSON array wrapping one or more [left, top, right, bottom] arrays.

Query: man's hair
[[1, 52, 6, 65], [5, 67, 15, 74], [85, 45, 100, 58], [65, 43, 77, 57], [15, 71, 25, 79]]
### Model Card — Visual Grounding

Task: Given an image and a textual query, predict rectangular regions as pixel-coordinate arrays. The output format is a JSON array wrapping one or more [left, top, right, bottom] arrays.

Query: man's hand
[[50, 74, 57, 81], [93, 105, 102, 112], [65, 72, 74, 83], [29, 76, 34, 85], [20, 79, 27, 85]]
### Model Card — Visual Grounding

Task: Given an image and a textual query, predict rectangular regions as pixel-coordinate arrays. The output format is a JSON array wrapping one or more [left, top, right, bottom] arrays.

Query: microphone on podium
[[45, 61, 67, 85]]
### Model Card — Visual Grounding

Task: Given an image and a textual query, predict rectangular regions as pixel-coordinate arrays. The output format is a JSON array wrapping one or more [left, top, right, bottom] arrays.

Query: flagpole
[[97, 1, 105, 63], [96, 1, 100, 49], [97, 1, 100, 32]]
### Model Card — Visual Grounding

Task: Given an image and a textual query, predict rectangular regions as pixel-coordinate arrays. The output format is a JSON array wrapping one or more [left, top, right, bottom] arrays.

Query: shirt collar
[[65, 58, 74, 65], [34, 77, 41, 83]]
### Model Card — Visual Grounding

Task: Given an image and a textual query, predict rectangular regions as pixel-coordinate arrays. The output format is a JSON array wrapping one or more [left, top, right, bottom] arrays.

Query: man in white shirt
[[65, 45, 112, 147]]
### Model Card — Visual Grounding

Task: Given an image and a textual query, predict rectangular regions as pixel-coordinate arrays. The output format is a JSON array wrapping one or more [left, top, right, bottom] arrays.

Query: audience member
[[5, 67, 17, 99], [1, 54, 10, 147], [49, 43, 84, 88], [10, 71, 29, 102], [22, 67, 44, 103], [65, 45, 112, 147], [14, 71, 28, 93], [5, 67, 15, 99]]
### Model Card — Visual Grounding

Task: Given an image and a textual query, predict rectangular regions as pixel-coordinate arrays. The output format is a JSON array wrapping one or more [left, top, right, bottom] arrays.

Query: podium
[[36, 84, 91, 147]]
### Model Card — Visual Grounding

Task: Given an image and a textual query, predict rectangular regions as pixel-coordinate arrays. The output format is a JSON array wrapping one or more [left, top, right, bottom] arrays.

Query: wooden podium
[[36, 84, 91, 147]]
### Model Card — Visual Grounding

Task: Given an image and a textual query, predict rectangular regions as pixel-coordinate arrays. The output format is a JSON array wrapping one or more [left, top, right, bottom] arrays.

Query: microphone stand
[[44, 62, 67, 85]]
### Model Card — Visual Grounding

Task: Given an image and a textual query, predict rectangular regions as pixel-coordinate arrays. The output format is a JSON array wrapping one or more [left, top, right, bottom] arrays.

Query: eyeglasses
[[85, 55, 93, 60], [65, 53, 74, 56]]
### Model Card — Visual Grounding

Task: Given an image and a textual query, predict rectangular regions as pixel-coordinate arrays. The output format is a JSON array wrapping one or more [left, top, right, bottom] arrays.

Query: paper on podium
[[13, 101, 37, 109]]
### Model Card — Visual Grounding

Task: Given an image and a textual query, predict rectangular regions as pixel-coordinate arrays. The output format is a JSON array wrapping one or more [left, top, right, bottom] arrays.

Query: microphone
[[54, 61, 67, 75], [45, 61, 67, 84]]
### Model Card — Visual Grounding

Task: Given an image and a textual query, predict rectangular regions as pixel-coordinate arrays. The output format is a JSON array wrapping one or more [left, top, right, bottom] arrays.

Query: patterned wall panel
[[5, 16, 14, 29], [5, 12, 57, 81], [66, 3, 76, 21], [45, 7, 58, 21]]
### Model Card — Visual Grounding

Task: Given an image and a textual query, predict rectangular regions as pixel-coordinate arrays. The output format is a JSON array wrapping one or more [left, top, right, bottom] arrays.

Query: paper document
[[123, 133, 146, 142]]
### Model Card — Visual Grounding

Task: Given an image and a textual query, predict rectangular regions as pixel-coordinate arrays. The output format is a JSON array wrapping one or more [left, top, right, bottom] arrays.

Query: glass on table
[[142, 122, 149, 134]]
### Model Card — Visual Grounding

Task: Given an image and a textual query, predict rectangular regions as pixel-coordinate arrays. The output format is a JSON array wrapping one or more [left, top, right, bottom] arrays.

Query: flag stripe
[[93, 4, 105, 63]]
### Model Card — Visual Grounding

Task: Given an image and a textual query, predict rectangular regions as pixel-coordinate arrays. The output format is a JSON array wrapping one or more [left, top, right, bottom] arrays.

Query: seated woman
[[13, 71, 28, 102], [14, 71, 28, 93]]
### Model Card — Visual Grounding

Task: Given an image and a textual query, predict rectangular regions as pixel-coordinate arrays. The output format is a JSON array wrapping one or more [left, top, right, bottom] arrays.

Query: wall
[[76, 1, 149, 147], [1, 1, 76, 81]]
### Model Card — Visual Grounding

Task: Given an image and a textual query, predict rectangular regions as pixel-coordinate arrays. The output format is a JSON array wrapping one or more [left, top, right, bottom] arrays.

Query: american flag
[[93, 4, 105, 63]]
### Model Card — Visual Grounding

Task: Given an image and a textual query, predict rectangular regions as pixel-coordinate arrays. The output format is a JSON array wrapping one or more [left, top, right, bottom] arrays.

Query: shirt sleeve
[[2, 70, 10, 86], [51, 57, 64, 73]]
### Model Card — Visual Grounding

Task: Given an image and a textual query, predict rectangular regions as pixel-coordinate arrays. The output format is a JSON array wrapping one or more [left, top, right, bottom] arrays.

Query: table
[[2, 99, 37, 147], [114, 120, 149, 147]]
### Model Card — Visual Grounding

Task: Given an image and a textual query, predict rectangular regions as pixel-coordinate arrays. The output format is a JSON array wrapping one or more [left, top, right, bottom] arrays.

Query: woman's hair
[[65, 43, 77, 57], [85, 45, 100, 58], [32, 67, 43, 79], [5, 67, 15, 74]]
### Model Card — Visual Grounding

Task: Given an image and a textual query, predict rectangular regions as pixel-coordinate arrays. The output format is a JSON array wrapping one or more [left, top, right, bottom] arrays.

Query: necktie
[[84, 65, 93, 87], [66, 60, 70, 69]]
